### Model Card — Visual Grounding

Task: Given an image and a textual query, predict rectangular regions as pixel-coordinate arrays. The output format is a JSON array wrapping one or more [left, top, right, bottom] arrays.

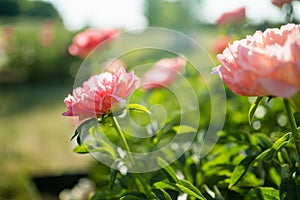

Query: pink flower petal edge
[[214, 23, 300, 98]]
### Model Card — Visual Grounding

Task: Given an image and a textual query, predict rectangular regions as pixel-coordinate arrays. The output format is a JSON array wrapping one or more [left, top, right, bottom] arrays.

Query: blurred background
[[0, 0, 300, 199]]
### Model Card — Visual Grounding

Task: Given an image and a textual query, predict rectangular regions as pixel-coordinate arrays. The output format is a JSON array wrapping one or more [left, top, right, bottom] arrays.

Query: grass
[[0, 83, 93, 199]]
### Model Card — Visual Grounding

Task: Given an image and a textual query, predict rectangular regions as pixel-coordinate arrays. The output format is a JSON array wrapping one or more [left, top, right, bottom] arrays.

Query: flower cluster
[[63, 56, 185, 119]]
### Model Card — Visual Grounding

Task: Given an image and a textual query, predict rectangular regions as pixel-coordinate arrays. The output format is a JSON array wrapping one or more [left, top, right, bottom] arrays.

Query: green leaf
[[73, 144, 89, 154], [172, 125, 197, 134], [76, 135, 82, 145], [180, 179, 205, 199], [151, 189, 172, 200], [248, 97, 263, 125], [109, 168, 118, 190], [245, 187, 279, 200], [72, 118, 99, 145], [70, 129, 79, 141], [120, 192, 147, 200], [88, 126, 117, 159], [154, 181, 205, 200], [154, 181, 177, 191], [229, 155, 257, 188], [280, 164, 300, 200], [127, 103, 151, 114], [254, 133, 273, 149], [272, 132, 291, 151], [255, 149, 275, 162], [255, 132, 291, 162], [157, 157, 181, 184], [229, 133, 292, 193], [175, 183, 205, 200]]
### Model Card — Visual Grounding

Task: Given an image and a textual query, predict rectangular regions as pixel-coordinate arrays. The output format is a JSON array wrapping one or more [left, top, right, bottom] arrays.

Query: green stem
[[112, 117, 134, 163], [283, 99, 300, 163], [111, 116, 149, 193]]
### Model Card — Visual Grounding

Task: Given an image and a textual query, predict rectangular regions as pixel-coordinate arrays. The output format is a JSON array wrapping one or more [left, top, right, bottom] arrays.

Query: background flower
[[68, 29, 119, 58], [63, 67, 140, 119], [214, 23, 300, 97], [210, 35, 232, 55], [142, 56, 186, 90], [216, 7, 246, 26], [272, 0, 292, 7], [103, 59, 126, 73]]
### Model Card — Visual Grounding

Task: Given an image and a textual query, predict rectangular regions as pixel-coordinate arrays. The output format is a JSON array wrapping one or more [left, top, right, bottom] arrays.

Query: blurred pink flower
[[210, 36, 232, 55], [0, 25, 14, 52], [272, 0, 292, 7], [63, 67, 140, 119], [39, 20, 55, 47], [213, 23, 300, 98], [68, 29, 119, 58], [216, 7, 246, 26], [103, 59, 126, 73], [142, 56, 186, 90]]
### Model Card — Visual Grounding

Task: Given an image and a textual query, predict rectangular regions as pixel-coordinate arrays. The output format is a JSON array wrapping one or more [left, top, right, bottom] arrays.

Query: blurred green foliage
[[146, 0, 201, 31], [0, 0, 80, 84], [0, 0, 60, 19], [0, 19, 80, 84]]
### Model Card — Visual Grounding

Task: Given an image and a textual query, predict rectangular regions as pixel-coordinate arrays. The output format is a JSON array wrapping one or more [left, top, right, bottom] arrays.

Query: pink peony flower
[[210, 36, 232, 55], [142, 56, 186, 90], [63, 67, 140, 119], [216, 7, 246, 26], [272, 0, 292, 7], [214, 23, 300, 98], [68, 29, 119, 58]]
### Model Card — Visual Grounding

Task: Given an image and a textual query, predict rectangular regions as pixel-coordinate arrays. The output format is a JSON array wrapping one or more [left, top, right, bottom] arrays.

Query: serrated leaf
[[73, 145, 89, 154], [245, 187, 279, 200], [229, 155, 257, 188], [157, 157, 181, 184], [172, 125, 197, 134], [248, 97, 263, 125], [127, 103, 151, 114]]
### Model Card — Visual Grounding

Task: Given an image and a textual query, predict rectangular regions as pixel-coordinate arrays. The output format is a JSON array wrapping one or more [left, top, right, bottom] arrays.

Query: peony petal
[[257, 78, 299, 97], [62, 66, 140, 119], [215, 24, 300, 97]]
